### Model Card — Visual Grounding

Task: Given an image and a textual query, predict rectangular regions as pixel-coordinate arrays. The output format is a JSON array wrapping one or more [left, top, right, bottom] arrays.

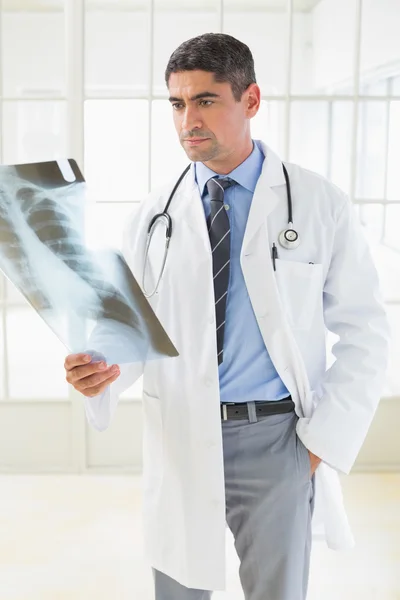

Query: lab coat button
[[205, 377, 213, 387]]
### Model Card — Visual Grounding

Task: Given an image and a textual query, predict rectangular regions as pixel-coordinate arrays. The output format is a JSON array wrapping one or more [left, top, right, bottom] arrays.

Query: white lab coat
[[83, 140, 391, 591]]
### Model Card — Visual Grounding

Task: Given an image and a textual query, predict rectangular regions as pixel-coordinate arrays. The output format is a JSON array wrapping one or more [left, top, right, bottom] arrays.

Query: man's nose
[[181, 106, 202, 131]]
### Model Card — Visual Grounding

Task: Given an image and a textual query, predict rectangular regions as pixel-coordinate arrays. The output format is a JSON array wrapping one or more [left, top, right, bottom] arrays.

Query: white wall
[[312, 0, 400, 91]]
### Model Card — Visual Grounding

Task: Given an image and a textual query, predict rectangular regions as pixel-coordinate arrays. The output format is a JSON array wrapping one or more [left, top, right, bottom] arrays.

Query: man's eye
[[172, 104, 183, 110], [200, 100, 213, 106]]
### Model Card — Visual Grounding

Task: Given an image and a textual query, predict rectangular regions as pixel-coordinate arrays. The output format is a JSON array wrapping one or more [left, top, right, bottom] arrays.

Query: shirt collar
[[195, 139, 264, 198]]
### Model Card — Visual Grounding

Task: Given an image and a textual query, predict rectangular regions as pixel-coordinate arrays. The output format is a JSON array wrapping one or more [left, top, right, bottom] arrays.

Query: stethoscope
[[142, 162, 300, 298]]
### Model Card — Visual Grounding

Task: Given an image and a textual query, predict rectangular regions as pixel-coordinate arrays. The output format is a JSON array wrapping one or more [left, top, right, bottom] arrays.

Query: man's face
[[168, 70, 259, 164]]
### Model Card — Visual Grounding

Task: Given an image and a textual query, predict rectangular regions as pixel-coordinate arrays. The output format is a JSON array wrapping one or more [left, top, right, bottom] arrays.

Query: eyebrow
[[168, 92, 221, 103]]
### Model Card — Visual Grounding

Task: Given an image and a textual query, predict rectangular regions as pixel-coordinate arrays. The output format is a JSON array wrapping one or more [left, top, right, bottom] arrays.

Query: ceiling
[[3, 0, 322, 13]]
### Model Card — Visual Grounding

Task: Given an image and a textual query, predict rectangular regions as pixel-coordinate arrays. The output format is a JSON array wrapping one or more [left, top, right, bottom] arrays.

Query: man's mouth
[[184, 138, 209, 146]]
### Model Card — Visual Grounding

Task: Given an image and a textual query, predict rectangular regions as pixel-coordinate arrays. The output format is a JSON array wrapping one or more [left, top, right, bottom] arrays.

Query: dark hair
[[164, 33, 257, 102]]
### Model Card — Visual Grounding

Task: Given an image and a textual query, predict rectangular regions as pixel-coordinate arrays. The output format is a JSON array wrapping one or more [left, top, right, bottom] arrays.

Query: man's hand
[[308, 450, 322, 476], [64, 353, 120, 397]]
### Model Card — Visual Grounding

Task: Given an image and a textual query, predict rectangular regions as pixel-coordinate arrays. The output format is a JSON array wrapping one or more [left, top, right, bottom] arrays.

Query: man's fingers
[[66, 361, 109, 384], [64, 353, 91, 370], [76, 365, 120, 391], [64, 352, 120, 397], [82, 370, 121, 397]]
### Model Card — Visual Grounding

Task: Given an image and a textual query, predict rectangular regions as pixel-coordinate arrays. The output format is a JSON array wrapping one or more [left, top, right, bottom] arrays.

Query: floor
[[0, 473, 398, 600]]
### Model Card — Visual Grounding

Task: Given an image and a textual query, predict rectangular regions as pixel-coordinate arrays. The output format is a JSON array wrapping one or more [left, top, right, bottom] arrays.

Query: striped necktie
[[206, 176, 236, 365]]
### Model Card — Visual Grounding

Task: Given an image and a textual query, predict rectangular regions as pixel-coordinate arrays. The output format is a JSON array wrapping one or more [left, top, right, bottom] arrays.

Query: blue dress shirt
[[195, 139, 290, 403]]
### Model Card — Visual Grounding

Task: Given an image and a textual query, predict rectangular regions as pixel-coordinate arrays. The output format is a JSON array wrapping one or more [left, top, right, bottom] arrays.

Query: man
[[64, 33, 391, 600]]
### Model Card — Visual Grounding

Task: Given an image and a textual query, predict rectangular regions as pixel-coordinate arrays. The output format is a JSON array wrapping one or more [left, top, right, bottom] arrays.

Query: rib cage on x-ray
[[0, 160, 178, 364], [0, 177, 138, 327]]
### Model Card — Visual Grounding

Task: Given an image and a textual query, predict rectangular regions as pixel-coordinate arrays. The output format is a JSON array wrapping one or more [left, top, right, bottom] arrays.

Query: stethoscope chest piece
[[278, 224, 300, 250]]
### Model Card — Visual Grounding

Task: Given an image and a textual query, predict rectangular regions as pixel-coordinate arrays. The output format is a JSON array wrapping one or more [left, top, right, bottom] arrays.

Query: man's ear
[[245, 84, 261, 117]]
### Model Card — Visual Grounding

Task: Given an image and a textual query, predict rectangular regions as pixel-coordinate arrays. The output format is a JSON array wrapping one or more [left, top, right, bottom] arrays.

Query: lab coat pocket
[[142, 390, 164, 497], [274, 259, 323, 330]]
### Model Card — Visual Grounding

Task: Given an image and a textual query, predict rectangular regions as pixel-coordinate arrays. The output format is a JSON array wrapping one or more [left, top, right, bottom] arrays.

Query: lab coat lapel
[[241, 170, 279, 254], [241, 139, 286, 253], [172, 163, 212, 255], [241, 141, 285, 299]]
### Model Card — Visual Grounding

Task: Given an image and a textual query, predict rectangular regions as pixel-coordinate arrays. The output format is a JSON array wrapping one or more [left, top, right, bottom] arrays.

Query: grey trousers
[[152, 402, 316, 600]]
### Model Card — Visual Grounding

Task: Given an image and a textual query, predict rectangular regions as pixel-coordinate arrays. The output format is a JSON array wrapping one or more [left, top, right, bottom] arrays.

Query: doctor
[[64, 33, 391, 600]]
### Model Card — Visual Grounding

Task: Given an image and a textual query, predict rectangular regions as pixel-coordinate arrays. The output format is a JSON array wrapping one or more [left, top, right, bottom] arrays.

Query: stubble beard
[[181, 137, 220, 163]]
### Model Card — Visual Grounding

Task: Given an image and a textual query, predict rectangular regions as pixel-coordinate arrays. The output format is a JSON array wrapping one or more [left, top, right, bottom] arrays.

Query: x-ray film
[[0, 158, 179, 365]]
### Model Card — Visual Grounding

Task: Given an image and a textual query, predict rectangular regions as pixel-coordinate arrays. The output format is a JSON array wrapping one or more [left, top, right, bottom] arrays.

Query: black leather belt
[[221, 397, 295, 421]]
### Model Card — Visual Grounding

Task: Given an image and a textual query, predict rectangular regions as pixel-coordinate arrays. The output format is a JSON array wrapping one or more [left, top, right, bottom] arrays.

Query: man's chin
[[183, 145, 215, 162]]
